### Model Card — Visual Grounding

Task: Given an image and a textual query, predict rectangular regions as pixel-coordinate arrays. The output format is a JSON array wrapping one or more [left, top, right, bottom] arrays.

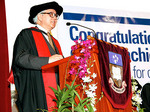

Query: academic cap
[[28, 1, 63, 24]]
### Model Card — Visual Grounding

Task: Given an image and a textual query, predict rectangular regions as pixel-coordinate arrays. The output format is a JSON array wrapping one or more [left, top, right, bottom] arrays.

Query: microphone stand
[[66, 22, 98, 39]]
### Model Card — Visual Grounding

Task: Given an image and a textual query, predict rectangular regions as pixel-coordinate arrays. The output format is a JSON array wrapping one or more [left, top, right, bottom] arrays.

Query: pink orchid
[[71, 45, 78, 51], [79, 64, 87, 70], [78, 70, 86, 78], [79, 58, 87, 65], [74, 55, 80, 60], [69, 68, 77, 75], [84, 52, 91, 58], [70, 60, 79, 64]]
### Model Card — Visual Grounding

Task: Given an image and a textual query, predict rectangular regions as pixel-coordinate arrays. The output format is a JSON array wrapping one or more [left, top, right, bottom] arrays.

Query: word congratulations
[[68, 26, 150, 62], [69, 26, 150, 44]]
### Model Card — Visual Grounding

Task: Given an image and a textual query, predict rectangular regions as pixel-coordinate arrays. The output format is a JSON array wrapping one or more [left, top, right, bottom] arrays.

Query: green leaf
[[57, 104, 72, 112], [58, 89, 72, 108], [49, 86, 61, 101], [61, 108, 71, 112], [73, 84, 81, 90], [49, 86, 58, 94], [71, 78, 76, 88], [57, 85, 61, 93], [74, 106, 84, 112], [80, 97, 90, 105], [85, 103, 94, 112], [65, 84, 71, 89], [72, 89, 82, 102], [80, 99, 91, 108]]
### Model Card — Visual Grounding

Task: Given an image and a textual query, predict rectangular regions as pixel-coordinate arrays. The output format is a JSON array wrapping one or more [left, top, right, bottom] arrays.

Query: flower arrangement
[[69, 37, 98, 111], [131, 78, 145, 112], [48, 36, 103, 112]]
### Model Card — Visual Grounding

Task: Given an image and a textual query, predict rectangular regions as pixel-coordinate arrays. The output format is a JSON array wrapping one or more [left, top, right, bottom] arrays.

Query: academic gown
[[12, 27, 62, 112]]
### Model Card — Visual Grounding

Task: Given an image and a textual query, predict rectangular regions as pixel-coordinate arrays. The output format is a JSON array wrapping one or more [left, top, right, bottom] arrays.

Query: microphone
[[66, 22, 98, 39]]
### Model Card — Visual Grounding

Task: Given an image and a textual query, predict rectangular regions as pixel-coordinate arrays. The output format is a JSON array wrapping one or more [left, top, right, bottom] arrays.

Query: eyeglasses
[[41, 12, 59, 19]]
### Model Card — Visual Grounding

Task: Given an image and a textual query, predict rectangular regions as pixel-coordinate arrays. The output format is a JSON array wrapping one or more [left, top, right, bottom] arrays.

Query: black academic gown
[[12, 28, 60, 112]]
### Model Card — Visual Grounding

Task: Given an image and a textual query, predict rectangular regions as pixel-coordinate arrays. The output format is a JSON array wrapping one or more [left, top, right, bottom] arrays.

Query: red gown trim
[[32, 30, 58, 111]]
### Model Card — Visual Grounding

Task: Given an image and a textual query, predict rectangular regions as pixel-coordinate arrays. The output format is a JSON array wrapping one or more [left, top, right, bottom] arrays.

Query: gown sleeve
[[12, 29, 49, 70]]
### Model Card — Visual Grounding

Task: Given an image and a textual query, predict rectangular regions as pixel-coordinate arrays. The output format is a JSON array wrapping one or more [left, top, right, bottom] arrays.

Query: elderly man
[[11, 1, 63, 112]]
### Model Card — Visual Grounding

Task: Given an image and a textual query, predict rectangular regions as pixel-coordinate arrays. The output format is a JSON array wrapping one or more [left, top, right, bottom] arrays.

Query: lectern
[[42, 37, 132, 112]]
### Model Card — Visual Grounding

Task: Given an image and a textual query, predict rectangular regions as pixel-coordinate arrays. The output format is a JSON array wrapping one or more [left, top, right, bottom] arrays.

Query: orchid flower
[[69, 68, 77, 75], [92, 73, 97, 79], [82, 76, 92, 83], [85, 90, 96, 98], [89, 84, 97, 92]]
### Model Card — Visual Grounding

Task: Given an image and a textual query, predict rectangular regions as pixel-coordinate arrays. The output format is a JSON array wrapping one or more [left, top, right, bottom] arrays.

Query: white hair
[[33, 10, 45, 24], [33, 16, 38, 24]]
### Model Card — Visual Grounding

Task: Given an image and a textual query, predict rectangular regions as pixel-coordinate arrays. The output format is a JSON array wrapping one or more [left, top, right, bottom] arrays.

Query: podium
[[42, 37, 132, 112]]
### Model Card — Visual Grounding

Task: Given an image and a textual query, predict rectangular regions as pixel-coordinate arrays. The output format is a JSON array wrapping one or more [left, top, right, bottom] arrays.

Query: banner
[[96, 40, 132, 109], [57, 6, 150, 87]]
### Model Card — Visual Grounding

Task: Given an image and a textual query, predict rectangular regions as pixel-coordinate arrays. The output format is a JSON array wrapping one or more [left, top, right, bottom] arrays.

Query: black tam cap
[[28, 1, 63, 24]]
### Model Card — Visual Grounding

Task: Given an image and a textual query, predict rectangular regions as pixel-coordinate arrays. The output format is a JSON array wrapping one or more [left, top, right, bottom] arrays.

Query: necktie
[[47, 32, 55, 51]]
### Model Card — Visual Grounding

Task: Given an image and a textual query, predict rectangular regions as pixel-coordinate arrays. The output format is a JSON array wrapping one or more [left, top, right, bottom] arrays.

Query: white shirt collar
[[36, 25, 49, 41], [37, 24, 48, 33]]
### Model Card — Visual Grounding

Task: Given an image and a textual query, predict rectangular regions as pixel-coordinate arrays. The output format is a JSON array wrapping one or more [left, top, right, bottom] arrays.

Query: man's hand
[[48, 54, 63, 63]]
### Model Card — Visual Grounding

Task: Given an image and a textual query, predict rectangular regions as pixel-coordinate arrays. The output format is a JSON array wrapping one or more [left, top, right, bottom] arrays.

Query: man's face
[[39, 9, 58, 31]]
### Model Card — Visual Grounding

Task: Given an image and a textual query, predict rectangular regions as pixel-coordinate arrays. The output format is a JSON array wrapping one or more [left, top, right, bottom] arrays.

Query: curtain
[[0, 0, 12, 111]]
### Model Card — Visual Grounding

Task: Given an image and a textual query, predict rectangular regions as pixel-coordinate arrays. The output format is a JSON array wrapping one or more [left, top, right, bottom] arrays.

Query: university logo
[[108, 51, 127, 94]]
